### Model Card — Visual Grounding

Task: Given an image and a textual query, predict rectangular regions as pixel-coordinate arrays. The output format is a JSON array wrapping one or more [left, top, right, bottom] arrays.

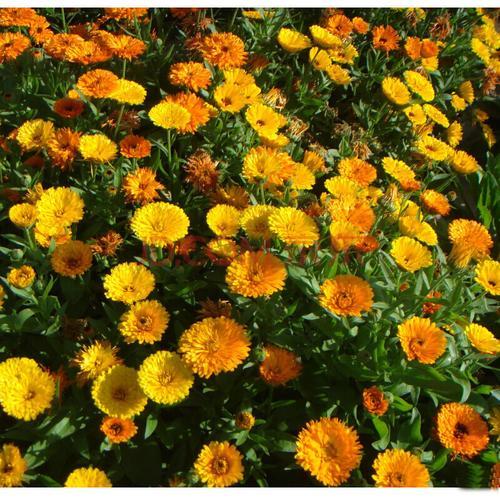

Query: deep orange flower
[[259, 345, 302, 386], [184, 150, 219, 193], [100, 416, 138, 444], [362, 386, 389, 416], [405, 36, 422, 60], [119, 135, 151, 159], [47, 128, 81, 170], [165, 92, 210, 133], [352, 17, 369, 34], [324, 14, 353, 38], [354, 235, 379, 253], [199, 32, 247, 69], [53, 97, 84, 119], [372, 25, 400, 52], [422, 290, 443, 316], [0, 32, 31, 63]]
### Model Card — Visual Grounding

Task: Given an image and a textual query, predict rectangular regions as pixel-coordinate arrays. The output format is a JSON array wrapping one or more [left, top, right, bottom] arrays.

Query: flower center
[[453, 423, 468, 439], [336, 291, 353, 309], [113, 387, 127, 401], [212, 458, 229, 475]]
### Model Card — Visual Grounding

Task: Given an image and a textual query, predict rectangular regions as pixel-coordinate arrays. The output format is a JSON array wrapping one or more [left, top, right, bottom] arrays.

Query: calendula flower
[[16, 119, 54, 151], [130, 202, 190, 247], [372, 449, 430, 487], [240, 205, 275, 240], [451, 150, 480, 174], [319, 275, 374, 317], [0, 357, 55, 421], [295, 417, 362, 486], [423, 104, 449, 128], [352, 17, 369, 34], [169, 61, 212, 92], [36, 186, 84, 230], [372, 25, 400, 52], [242, 146, 290, 185], [268, 207, 319, 247], [420, 189, 451, 216], [404, 71, 435, 101], [277, 28, 311, 53], [108, 79, 146, 105], [329, 220, 363, 252], [119, 300, 169, 345], [458, 80, 474, 104], [471, 37, 490, 64], [47, 128, 81, 170], [200, 32, 247, 69], [194, 441, 244, 487], [92, 365, 147, 418], [165, 92, 211, 134], [475, 259, 500, 295], [34, 222, 72, 247], [309, 25, 342, 48], [235, 411, 255, 430], [103, 262, 155, 304], [259, 345, 302, 386], [76, 69, 119, 98], [50, 240, 93, 278], [148, 101, 191, 131], [100, 417, 137, 444], [381, 77, 411, 105], [206, 204, 241, 237], [448, 219, 492, 268], [465, 323, 500, 355], [436, 402, 489, 458], [382, 157, 420, 191], [325, 14, 353, 38], [119, 134, 151, 159], [138, 351, 194, 405], [245, 103, 287, 137], [362, 386, 389, 416], [399, 216, 438, 246], [65, 467, 112, 487], [79, 134, 118, 162], [397, 316, 446, 364], [0, 31, 31, 63], [415, 136, 451, 161], [9, 203, 37, 228], [403, 104, 427, 125], [446, 121, 463, 147], [7, 265, 36, 289], [0, 444, 27, 487], [390, 236, 433, 272], [325, 64, 351, 85], [451, 93, 467, 111], [178, 317, 250, 378], [122, 168, 164, 205], [214, 83, 247, 113], [73, 341, 122, 384]]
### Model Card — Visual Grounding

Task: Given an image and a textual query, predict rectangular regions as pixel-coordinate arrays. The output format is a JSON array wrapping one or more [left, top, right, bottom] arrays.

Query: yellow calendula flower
[[404, 70, 435, 101], [451, 93, 467, 111], [277, 28, 311, 53], [130, 202, 190, 247], [206, 204, 241, 237], [403, 104, 426, 125], [51, 240, 93, 278], [240, 205, 275, 240], [399, 216, 438, 246], [103, 262, 155, 304], [337, 157, 377, 187], [194, 441, 244, 487], [0, 357, 55, 421], [119, 300, 169, 344], [423, 104, 449, 128], [178, 316, 250, 378], [148, 101, 191, 130], [309, 25, 342, 48], [108, 78, 146, 105], [446, 121, 463, 147], [268, 207, 319, 247], [92, 365, 147, 419], [325, 64, 351, 85], [214, 83, 247, 113], [415, 136, 452, 161], [381, 77, 411, 105], [8, 203, 37, 228], [458, 80, 475, 104], [475, 259, 500, 295], [138, 350, 194, 405], [464, 323, 500, 355], [79, 134, 118, 162], [329, 220, 363, 252], [309, 46, 332, 71], [390, 236, 433, 272], [295, 417, 362, 486], [16, 119, 54, 151], [7, 265, 36, 288], [36, 186, 84, 229], [381, 157, 420, 191], [471, 37, 491, 64], [372, 449, 430, 487], [287, 162, 316, 190], [451, 150, 480, 174], [448, 219, 492, 268], [65, 467, 112, 487], [0, 444, 27, 487], [73, 341, 123, 384], [245, 103, 286, 137]]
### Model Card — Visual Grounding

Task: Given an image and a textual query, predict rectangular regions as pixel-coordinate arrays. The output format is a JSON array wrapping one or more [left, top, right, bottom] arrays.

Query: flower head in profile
[[194, 441, 244, 487], [296, 417, 362, 486], [277, 28, 311, 53], [178, 317, 250, 378], [381, 77, 410, 106], [362, 386, 389, 416], [65, 467, 112, 487], [390, 236, 433, 272], [119, 300, 169, 344], [372, 449, 430, 487], [451, 150, 480, 174], [436, 402, 489, 458], [319, 275, 373, 317], [398, 216, 437, 246], [130, 202, 190, 247], [420, 189, 451, 216], [259, 345, 302, 386], [138, 350, 194, 404], [475, 259, 500, 295], [464, 323, 499, 355], [0, 444, 27, 487], [268, 207, 319, 247], [123, 168, 164, 205], [73, 341, 123, 384], [226, 250, 287, 298], [382, 157, 420, 191], [415, 136, 451, 161], [100, 416, 138, 444], [103, 262, 155, 304], [51, 240, 93, 278], [397, 316, 446, 364], [92, 365, 147, 419]]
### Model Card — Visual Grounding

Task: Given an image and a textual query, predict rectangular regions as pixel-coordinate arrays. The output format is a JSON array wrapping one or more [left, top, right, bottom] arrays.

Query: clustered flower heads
[[0, 6, 498, 489]]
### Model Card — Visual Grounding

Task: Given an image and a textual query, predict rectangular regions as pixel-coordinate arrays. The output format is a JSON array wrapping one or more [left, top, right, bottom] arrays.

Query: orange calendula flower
[[122, 168, 164, 205], [119, 135, 151, 159], [169, 61, 212, 92], [100, 416, 138, 444], [0, 32, 31, 63], [372, 25, 400, 52], [76, 69, 119, 98], [362, 386, 389, 416], [448, 219, 492, 268], [259, 345, 302, 386], [199, 32, 247, 69], [194, 441, 244, 487], [420, 189, 451, 216], [53, 97, 84, 118], [372, 449, 430, 487]]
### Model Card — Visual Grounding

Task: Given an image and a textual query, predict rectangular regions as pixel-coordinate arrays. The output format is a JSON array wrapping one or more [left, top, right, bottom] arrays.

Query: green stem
[[167, 129, 172, 165], [61, 8, 67, 32]]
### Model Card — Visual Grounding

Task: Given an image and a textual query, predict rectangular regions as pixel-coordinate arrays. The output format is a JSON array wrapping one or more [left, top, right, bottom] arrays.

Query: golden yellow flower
[[397, 316, 446, 364], [448, 219, 492, 267], [423, 104, 449, 128], [287, 162, 315, 190], [475, 259, 500, 295], [471, 37, 490, 64], [92, 365, 147, 418], [242, 146, 291, 185], [309, 25, 342, 48], [381, 77, 411, 105], [7, 265, 35, 288], [138, 350, 194, 404], [130, 202, 190, 247], [108, 79, 146, 105], [214, 83, 247, 113], [8, 203, 37, 228], [381, 157, 420, 191], [206, 238, 239, 261], [34, 221, 72, 248], [329, 220, 363, 252], [240, 205, 275, 240], [458, 80, 475, 104], [0, 357, 55, 421], [451, 150, 480, 174], [178, 316, 250, 378], [451, 93, 467, 111], [16, 119, 54, 151], [403, 104, 427, 125], [148, 101, 191, 130], [325, 64, 351, 85], [404, 70, 435, 101], [268, 207, 319, 247], [194, 441, 244, 487], [65, 467, 112, 487], [103, 262, 155, 304], [295, 417, 362, 486], [372, 449, 430, 487], [51, 240, 93, 277], [36, 187, 84, 230], [0, 444, 27, 487], [79, 134, 118, 162], [119, 300, 169, 344], [206, 204, 241, 237], [303, 150, 326, 173], [436, 402, 489, 458], [465, 323, 499, 355], [309, 46, 332, 71], [399, 216, 438, 245], [73, 341, 122, 384], [390, 236, 433, 272], [337, 157, 377, 186], [420, 189, 451, 216], [319, 275, 373, 317], [259, 344, 302, 386], [415, 136, 452, 161], [245, 103, 287, 137], [226, 250, 286, 298], [446, 121, 463, 147], [324, 176, 367, 204], [277, 28, 311, 53]]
